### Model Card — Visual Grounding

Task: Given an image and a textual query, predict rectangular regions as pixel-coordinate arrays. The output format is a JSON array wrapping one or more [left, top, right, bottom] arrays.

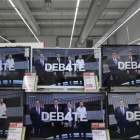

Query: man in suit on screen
[[50, 99, 63, 139], [107, 52, 121, 85], [115, 100, 129, 138], [35, 53, 48, 85], [65, 55, 74, 85], [30, 99, 44, 137], [134, 99, 140, 138], [126, 51, 137, 85], [54, 53, 64, 86], [64, 101, 75, 139]]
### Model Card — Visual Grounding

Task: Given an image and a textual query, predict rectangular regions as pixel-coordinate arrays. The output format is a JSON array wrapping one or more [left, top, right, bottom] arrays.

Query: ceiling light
[[69, 0, 81, 48], [93, 5, 140, 48], [8, 0, 40, 43], [128, 38, 140, 45], [42, 0, 53, 12], [0, 36, 11, 43]]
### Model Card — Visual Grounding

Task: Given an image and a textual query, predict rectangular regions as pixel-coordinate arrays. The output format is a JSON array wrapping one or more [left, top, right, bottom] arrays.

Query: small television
[[101, 45, 140, 86], [0, 47, 31, 86], [108, 92, 140, 139], [0, 90, 24, 138]]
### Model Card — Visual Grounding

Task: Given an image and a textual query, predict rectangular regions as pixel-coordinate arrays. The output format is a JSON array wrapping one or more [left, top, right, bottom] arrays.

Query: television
[[0, 47, 31, 86], [32, 48, 100, 86], [108, 92, 140, 139], [0, 90, 24, 138], [101, 45, 140, 86], [24, 92, 106, 139]]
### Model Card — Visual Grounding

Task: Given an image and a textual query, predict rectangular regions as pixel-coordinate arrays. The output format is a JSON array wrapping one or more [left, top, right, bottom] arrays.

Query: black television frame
[[0, 47, 31, 87], [0, 89, 25, 138], [24, 92, 107, 139], [101, 45, 140, 87], [107, 92, 140, 140], [32, 48, 101, 87]]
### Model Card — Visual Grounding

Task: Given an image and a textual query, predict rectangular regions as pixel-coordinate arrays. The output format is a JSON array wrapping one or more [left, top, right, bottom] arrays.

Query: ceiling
[[0, 0, 136, 43]]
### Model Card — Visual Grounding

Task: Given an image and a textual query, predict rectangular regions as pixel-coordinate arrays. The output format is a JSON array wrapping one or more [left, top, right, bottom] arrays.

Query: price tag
[[83, 72, 98, 92], [92, 130, 107, 140], [22, 73, 37, 92], [7, 123, 23, 140]]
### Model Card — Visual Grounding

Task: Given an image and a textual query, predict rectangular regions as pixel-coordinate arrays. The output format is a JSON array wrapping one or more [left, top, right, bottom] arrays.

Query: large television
[[0, 90, 24, 138], [0, 47, 30, 86], [108, 92, 140, 139], [101, 45, 140, 86], [24, 92, 106, 139], [32, 48, 100, 86]]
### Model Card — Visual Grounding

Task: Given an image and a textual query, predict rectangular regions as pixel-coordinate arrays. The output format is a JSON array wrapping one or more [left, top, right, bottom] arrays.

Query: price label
[[22, 73, 37, 92], [83, 72, 98, 92], [92, 130, 107, 140], [7, 123, 23, 140]]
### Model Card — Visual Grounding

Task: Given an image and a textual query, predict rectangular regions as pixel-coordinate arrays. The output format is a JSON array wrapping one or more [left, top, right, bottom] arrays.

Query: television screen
[[0, 47, 30, 86], [32, 48, 100, 86], [24, 92, 106, 139], [101, 45, 140, 86], [108, 92, 140, 139], [0, 90, 24, 138]]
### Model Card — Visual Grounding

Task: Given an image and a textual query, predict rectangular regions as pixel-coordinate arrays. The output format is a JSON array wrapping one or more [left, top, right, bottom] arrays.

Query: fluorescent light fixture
[[69, 0, 81, 48], [8, 0, 40, 43], [0, 36, 11, 43], [94, 5, 140, 48], [128, 38, 140, 45]]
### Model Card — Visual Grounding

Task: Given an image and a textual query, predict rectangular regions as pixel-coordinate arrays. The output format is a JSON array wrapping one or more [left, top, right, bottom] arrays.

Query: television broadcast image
[[108, 92, 140, 139], [102, 45, 140, 86], [24, 92, 105, 139], [0, 47, 30, 86], [32, 48, 100, 86], [0, 90, 24, 138]]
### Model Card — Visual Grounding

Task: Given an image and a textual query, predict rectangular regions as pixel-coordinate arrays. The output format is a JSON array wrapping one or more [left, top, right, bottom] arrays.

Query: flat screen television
[[24, 92, 106, 139], [0, 47, 31, 86], [108, 92, 140, 139], [0, 90, 24, 138], [101, 45, 140, 86], [32, 48, 100, 86]]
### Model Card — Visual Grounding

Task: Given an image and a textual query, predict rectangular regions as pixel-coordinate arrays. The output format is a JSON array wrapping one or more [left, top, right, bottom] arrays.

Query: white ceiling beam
[[13, 0, 41, 35], [0, 9, 125, 16], [0, 19, 115, 25], [24, 0, 133, 1]]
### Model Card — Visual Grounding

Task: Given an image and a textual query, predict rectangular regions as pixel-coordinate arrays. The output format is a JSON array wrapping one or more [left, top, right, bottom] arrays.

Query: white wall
[[0, 26, 110, 48]]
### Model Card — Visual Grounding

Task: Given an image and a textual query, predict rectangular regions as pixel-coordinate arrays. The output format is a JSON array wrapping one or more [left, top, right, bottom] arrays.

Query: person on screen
[[134, 99, 140, 138], [54, 53, 64, 86], [35, 53, 48, 85], [50, 99, 63, 139], [64, 101, 75, 139], [76, 101, 88, 139], [126, 51, 137, 85], [0, 98, 7, 136], [30, 99, 44, 137], [114, 100, 129, 138], [107, 52, 121, 85], [6, 54, 15, 85], [76, 55, 85, 85], [65, 55, 74, 85], [0, 54, 5, 86]]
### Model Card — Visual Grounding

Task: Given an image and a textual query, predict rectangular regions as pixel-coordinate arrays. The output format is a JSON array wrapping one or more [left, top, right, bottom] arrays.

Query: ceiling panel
[[106, 0, 135, 9]]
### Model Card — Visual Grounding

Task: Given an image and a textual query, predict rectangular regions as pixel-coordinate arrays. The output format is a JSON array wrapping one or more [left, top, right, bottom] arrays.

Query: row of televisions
[[1, 90, 140, 139], [1, 45, 140, 87]]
